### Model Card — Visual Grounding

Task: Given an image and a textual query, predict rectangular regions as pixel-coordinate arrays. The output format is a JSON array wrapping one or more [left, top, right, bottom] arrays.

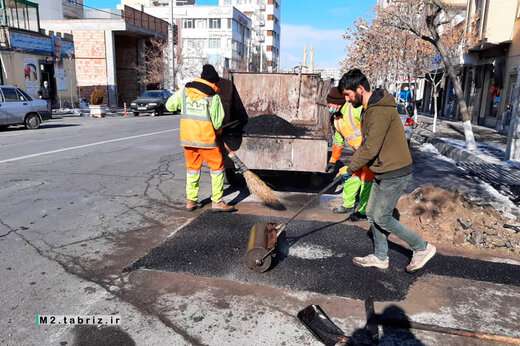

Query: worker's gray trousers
[[366, 174, 427, 260]]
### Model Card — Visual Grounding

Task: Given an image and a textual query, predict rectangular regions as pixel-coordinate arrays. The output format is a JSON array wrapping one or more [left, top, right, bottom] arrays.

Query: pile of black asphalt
[[130, 212, 520, 301], [243, 114, 308, 137]]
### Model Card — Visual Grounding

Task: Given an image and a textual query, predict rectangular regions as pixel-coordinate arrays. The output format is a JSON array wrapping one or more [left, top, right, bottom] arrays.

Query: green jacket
[[166, 89, 224, 130], [348, 89, 412, 179]]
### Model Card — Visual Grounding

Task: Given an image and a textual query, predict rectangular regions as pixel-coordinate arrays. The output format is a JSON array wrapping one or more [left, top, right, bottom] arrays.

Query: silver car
[[0, 85, 51, 130]]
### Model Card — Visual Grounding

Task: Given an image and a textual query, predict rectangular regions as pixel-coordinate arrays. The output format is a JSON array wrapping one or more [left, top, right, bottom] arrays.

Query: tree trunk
[[506, 74, 520, 161], [433, 39, 477, 151], [433, 88, 438, 133]]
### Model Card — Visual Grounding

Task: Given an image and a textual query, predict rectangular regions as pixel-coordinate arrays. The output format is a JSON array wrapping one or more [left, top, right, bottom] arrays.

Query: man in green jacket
[[338, 69, 436, 273]]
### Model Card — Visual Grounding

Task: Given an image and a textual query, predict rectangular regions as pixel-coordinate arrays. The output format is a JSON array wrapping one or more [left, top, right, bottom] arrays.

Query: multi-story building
[[219, 0, 281, 72], [43, 5, 168, 106], [121, 1, 253, 88], [0, 0, 78, 107], [35, 0, 84, 20], [461, 0, 518, 129]]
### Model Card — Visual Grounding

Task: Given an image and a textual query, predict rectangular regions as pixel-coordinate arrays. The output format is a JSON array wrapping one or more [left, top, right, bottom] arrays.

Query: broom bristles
[[243, 170, 285, 210]]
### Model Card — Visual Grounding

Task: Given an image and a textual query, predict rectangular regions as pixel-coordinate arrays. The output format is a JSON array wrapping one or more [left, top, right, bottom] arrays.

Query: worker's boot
[[332, 206, 355, 214], [186, 200, 198, 212], [212, 200, 237, 212]]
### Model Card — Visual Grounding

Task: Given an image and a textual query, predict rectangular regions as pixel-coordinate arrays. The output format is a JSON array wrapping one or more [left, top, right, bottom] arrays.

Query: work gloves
[[326, 161, 342, 175]]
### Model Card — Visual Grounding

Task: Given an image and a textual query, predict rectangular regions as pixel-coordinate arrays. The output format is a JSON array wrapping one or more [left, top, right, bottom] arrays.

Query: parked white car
[[0, 85, 51, 129]]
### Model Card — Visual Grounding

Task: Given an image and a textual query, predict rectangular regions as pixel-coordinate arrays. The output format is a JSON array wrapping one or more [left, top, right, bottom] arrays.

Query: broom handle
[[282, 174, 345, 232]]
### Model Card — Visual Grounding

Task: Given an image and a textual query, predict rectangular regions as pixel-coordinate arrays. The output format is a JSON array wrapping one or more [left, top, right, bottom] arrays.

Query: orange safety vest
[[179, 88, 217, 148], [334, 105, 363, 150]]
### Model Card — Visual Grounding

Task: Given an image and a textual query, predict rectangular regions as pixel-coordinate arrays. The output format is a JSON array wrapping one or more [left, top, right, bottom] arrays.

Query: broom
[[223, 142, 284, 210]]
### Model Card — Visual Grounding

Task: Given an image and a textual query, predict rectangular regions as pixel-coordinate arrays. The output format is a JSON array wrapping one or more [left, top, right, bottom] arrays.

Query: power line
[[68, 0, 125, 19]]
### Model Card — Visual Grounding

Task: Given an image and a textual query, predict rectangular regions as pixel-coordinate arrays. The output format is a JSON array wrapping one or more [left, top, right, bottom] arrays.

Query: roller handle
[[283, 174, 345, 230]]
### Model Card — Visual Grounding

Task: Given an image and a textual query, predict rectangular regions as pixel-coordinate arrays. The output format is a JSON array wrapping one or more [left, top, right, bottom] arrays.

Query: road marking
[[0, 128, 179, 164]]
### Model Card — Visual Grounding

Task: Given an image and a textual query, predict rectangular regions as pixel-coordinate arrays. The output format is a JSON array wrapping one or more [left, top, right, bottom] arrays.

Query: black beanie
[[201, 64, 220, 84]]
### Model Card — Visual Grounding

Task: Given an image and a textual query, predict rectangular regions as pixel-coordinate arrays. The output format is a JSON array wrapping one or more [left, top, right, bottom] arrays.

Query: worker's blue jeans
[[366, 174, 427, 260]]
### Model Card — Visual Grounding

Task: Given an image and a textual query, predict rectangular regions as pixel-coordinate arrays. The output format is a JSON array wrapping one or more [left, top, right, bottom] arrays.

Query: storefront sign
[[10, 31, 74, 58], [10, 32, 53, 55], [23, 57, 40, 98]]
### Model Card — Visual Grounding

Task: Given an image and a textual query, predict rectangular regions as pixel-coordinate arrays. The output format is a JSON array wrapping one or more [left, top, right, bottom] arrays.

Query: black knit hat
[[201, 64, 220, 84], [327, 87, 345, 106]]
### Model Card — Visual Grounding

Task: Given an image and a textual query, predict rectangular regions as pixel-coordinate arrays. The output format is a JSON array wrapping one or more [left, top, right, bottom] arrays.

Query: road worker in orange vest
[[326, 87, 374, 219], [166, 64, 236, 212]]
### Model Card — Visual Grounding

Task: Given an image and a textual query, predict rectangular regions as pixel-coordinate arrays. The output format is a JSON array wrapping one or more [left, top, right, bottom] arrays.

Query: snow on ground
[[440, 138, 504, 164], [288, 243, 341, 260], [418, 143, 457, 164], [477, 181, 520, 220]]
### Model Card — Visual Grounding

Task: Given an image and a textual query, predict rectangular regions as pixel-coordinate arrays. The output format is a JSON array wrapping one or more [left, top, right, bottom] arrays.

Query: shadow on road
[[0, 123, 80, 132]]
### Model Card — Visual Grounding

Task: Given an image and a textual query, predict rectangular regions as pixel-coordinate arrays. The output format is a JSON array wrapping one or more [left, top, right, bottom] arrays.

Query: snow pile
[[288, 244, 338, 260], [418, 143, 457, 164], [478, 181, 519, 220], [441, 138, 503, 164]]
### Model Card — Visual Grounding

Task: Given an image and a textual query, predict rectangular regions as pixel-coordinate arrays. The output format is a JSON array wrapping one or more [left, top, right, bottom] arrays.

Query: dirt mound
[[397, 185, 520, 255], [243, 114, 307, 136]]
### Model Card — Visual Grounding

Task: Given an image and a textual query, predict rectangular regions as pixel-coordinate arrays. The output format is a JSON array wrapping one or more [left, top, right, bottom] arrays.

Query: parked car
[[0, 85, 51, 130], [130, 90, 172, 117]]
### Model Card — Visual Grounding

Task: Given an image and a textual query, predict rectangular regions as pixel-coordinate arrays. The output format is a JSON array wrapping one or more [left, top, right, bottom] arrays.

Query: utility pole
[[169, 0, 176, 90]]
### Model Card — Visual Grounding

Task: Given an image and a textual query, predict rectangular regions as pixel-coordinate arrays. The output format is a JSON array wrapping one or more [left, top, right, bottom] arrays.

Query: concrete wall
[[35, 0, 64, 20], [72, 30, 109, 103], [482, 0, 517, 44]]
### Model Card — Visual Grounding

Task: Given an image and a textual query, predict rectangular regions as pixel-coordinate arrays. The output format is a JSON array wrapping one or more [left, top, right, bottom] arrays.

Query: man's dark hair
[[338, 69, 371, 93]]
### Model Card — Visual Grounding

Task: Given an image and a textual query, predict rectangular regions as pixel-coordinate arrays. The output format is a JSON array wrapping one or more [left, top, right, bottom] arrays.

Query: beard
[[350, 92, 363, 108]]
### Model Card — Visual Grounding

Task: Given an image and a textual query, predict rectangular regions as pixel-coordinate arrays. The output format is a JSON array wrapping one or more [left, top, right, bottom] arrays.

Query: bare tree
[[138, 38, 167, 89], [380, 0, 477, 150], [175, 38, 208, 88]]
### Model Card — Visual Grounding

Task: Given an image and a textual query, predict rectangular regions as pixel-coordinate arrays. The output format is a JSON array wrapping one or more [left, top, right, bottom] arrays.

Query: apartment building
[[219, 0, 281, 72], [122, 1, 253, 88], [0, 0, 78, 107], [462, 0, 518, 129]]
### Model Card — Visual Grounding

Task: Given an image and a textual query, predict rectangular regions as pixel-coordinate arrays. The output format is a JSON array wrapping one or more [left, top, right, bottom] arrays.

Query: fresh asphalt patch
[[130, 212, 520, 301]]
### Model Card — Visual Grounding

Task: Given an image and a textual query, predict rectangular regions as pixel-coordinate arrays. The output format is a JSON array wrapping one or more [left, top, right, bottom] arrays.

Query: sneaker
[[211, 201, 237, 212], [352, 254, 389, 269], [186, 200, 198, 211], [332, 206, 355, 214], [406, 244, 436, 273]]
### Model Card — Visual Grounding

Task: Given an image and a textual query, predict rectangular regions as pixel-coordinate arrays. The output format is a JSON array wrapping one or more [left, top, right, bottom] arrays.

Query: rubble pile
[[397, 185, 520, 255]]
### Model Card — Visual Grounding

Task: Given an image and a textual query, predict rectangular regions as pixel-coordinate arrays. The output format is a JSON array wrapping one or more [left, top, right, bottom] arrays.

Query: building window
[[209, 18, 221, 29], [195, 18, 206, 29], [227, 18, 231, 29], [1, 0, 40, 32], [208, 38, 221, 49], [183, 18, 194, 29], [183, 38, 205, 51]]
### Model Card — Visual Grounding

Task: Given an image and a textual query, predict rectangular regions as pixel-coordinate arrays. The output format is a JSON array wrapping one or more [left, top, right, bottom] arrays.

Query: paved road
[[1, 116, 519, 345], [0, 116, 198, 345]]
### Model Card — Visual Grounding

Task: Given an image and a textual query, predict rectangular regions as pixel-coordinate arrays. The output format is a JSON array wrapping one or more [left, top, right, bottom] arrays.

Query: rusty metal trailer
[[230, 72, 332, 173]]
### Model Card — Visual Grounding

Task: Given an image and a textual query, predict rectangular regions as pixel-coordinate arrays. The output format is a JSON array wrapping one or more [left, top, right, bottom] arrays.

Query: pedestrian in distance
[[326, 87, 374, 220], [165, 64, 236, 212], [38, 81, 52, 113], [338, 69, 436, 273]]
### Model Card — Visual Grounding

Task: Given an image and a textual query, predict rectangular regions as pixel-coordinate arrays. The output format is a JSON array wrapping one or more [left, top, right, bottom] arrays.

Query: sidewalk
[[414, 115, 520, 204]]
